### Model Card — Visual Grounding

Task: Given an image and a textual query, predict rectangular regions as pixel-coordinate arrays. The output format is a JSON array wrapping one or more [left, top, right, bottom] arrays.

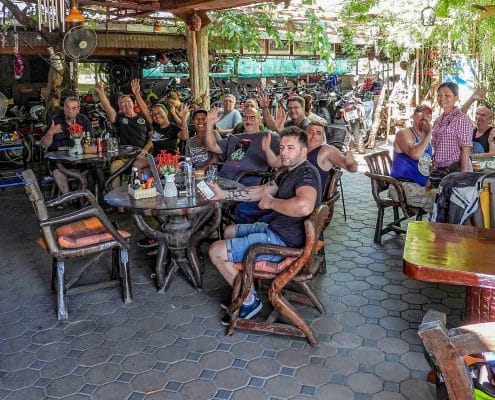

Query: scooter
[[340, 92, 367, 154]]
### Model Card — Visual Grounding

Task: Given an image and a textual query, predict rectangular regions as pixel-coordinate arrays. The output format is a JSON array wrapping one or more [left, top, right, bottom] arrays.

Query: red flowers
[[68, 123, 84, 139], [156, 150, 180, 175]]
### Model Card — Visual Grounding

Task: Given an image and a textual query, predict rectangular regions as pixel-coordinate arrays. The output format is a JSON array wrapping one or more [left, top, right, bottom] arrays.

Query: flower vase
[[163, 174, 178, 197], [69, 138, 83, 156]]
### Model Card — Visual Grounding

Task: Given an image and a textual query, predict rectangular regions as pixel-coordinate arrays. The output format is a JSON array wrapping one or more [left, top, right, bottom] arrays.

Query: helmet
[[30, 104, 45, 121]]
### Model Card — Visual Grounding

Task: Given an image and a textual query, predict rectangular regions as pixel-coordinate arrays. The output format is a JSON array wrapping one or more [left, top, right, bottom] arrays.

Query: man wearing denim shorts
[[206, 127, 322, 324]]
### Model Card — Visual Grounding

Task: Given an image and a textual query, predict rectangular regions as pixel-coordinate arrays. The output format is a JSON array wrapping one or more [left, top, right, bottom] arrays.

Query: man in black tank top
[[472, 106, 494, 155]]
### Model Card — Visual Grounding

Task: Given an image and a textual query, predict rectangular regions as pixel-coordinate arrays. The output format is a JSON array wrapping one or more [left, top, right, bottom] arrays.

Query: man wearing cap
[[389, 104, 435, 213]]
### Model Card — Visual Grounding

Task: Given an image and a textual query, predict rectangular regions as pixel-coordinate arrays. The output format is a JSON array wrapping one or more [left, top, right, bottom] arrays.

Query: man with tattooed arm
[[205, 127, 321, 324]]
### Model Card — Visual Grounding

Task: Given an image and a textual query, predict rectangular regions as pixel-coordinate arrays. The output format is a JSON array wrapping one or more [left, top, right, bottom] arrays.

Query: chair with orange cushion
[[22, 169, 132, 320], [225, 204, 329, 347]]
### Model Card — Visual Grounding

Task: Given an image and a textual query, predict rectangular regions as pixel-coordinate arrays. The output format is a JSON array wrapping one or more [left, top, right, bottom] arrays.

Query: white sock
[[243, 290, 257, 305]]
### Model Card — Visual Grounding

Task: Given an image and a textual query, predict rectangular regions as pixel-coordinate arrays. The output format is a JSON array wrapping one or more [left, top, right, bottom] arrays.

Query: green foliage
[[207, 8, 282, 58], [303, 9, 334, 69], [338, 26, 360, 66], [343, 0, 375, 15]]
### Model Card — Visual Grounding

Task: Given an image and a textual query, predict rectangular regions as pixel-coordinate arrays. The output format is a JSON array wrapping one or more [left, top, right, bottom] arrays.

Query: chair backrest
[[418, 309, 495, 400], [305, 204, 330, 271], [364, 150, 393, 192], [321, 168, 341, 231], [22, 169, 49, 222]]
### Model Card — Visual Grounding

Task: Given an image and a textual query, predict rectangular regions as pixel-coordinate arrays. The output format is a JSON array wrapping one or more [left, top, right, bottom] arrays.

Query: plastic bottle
[[182, 157, 195, 197]]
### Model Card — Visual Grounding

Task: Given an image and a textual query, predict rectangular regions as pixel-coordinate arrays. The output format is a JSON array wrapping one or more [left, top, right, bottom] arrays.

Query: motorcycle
[[340, 91, 367, 154]]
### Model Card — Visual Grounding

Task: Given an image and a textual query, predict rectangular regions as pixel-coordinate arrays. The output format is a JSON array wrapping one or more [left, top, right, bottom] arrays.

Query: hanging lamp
[[66, 7, 85, 23]]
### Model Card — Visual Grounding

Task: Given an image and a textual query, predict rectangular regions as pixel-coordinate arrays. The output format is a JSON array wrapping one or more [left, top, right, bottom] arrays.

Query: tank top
[[390, 128, 432, 187], [307, 146, 330, 195], [472, 127, 492, 153]]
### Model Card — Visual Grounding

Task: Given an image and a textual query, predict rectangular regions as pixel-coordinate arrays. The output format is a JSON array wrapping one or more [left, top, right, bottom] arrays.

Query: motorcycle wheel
[[320, 107, 331, 125], [328, 102, 336, 124]]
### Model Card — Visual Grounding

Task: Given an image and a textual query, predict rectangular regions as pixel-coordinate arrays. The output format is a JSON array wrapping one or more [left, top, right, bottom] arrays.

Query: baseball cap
[[192, 108, 207, 119], [414, 104, 433, 114]]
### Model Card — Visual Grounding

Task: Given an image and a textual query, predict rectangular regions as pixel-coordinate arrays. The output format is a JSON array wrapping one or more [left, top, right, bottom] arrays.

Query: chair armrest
[[365, 172, 408, 206], [39, 205, 130, 249], [228, 244, 303, 315], [46, 189, 98, 208]]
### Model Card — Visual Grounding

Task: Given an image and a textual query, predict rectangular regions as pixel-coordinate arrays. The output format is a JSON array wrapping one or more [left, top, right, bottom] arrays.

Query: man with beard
[[205, 107, 280, 187], [41, 97, 94, 196], [205, 127, 321, 324]]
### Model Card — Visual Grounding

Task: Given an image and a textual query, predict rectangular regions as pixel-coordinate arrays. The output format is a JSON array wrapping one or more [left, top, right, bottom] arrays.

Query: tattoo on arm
[[225, 188, 253, 201]]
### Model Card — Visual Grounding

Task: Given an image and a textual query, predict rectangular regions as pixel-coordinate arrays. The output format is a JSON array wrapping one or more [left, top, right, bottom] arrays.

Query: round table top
[[45, 145, 140, 163], [105, 177, 238, 216]]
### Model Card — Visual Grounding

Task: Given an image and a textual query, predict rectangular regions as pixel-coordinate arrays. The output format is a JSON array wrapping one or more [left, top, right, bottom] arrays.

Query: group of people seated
[[390, 82, 494, 214], [40, 80, 358, 324]]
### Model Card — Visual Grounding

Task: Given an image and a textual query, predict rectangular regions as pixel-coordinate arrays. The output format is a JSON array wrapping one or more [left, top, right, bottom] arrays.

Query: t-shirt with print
[[152, 123, 181, 155], [185, 136, 211, 169], [215, 109, 242, 130], [268, 160, 321, 248], [217, 131, 280, 186], [113, 113, 152, 148], [47, 113, 94, 152]]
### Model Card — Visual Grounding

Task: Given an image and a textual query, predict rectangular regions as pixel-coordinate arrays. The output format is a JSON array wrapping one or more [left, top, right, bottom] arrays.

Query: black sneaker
[[137, 238, 158, 249]]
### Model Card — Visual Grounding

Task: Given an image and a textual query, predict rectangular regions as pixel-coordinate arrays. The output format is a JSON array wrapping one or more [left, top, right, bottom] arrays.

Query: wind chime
[[36, 0, 66, 32], [13, 32, 24, 80]]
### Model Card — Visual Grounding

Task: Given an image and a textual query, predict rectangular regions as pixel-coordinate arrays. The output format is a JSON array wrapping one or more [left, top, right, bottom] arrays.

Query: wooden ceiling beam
[[78, 0, 160, 11], [159, 0, 272, 13]]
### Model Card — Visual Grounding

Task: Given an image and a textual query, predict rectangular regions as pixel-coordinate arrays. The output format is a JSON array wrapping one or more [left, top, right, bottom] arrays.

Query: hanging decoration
[[13, 34, 24, 80], [187, 11, 201, 31], [37, 0, 66, 32]]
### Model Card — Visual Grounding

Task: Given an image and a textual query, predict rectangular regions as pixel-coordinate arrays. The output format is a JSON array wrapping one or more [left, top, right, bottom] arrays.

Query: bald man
[[472, 106, 495, 155]]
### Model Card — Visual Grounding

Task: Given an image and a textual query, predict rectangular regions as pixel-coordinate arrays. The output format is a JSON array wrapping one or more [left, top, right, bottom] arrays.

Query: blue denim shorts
[[226, 222, 287, 263]]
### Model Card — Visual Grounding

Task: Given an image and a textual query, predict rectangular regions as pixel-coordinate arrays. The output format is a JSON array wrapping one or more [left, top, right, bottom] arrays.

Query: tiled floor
[[0, 149, 464, 399]]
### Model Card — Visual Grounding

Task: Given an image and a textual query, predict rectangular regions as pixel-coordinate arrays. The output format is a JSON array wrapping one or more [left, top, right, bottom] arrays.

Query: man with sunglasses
[[205, 106, 280, 186]]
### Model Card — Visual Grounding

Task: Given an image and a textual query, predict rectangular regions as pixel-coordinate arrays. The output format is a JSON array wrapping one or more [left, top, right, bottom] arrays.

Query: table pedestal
[[464, 287, 495, 324]]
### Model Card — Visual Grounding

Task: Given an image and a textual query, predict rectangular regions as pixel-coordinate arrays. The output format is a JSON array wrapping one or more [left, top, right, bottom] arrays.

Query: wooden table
[[403, 221, 495, 324]]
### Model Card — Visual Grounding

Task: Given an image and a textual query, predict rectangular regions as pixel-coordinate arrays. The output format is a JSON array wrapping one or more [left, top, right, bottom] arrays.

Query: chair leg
[[393, 206, 400, 225], [270, 289, 318, 347], [51, 257, 57, 292], [374, 206, 385, 244], [55, 259, 68, 320], [299, 281, 325, 314], [118, 248, 132, 304], [339, 179, 347, 220]]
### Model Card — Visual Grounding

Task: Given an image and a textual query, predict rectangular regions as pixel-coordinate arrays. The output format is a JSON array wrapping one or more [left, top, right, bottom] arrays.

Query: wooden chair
[[418, 309, 495, 400], [22, 169, 132, 320], [317, 168, 342, 273], [225, 204, 330, 347], [364, 150, 425, 244]]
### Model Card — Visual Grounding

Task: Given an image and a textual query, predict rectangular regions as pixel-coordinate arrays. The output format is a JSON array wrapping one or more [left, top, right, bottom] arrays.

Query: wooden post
[[186, 29, 199, 97], [197, 28, 209, 108], [415, 48, 420, 105]]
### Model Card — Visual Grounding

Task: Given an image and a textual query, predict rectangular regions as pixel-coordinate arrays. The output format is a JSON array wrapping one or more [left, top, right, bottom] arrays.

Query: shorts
[[226, 222, 286, 263]]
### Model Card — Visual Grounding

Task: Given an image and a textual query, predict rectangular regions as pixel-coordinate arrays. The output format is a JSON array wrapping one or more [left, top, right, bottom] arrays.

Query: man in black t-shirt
[[96, 82, 153, 189], [206, 127, 321, 324]]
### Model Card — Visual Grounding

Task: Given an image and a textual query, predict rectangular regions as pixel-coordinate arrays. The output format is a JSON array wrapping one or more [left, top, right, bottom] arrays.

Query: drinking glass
[[107, 138, 119, 153]]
